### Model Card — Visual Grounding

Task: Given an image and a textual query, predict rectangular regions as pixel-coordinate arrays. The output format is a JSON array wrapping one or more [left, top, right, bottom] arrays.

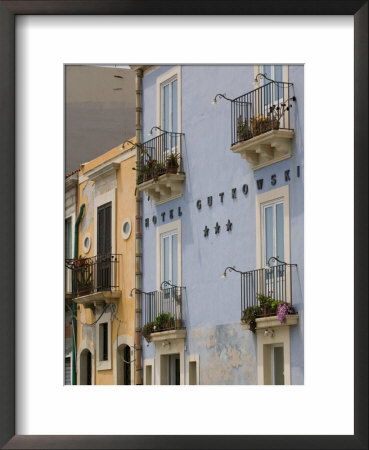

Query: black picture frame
[[0, 1, 367, 449]]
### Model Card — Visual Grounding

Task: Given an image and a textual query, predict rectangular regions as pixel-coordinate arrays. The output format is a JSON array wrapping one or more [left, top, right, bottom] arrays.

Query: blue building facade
[[136, 65, 304, 385]]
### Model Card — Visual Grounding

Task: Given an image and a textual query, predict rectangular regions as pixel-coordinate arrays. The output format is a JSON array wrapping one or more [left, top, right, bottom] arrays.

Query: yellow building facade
[[67, 140, 137, 385]]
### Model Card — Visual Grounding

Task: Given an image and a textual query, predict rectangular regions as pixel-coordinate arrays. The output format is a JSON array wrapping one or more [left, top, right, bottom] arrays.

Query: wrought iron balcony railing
[[65, 253, 120, 298], [141, 285, 185, 332], [240, 263, 294, 316], [231, 80, 295, 146], [136, 132, 183, 185]]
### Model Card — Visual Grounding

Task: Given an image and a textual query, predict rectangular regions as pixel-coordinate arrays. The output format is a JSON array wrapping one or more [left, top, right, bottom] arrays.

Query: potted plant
[[256, 293, 282, 316], [154, 312, 175, 330], [237, 116, 251, 142], [142, 321, 155, 343], [133, 158, 166, 182], [250, 114, 273, 136], [241, 306, 261, 333], [166, 153, 180, 174]]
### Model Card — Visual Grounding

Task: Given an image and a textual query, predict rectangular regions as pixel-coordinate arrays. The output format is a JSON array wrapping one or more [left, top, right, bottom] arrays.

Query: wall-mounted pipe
[[72, 202, 85, 385], [134, 68, 143, 385]]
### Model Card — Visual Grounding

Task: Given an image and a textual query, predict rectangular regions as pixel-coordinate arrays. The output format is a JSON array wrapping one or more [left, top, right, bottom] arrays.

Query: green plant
[[257, 293, 282, 315], [142, 312, 176, 343], [241, 306, 261, 333], [154, 312, 174, 330], [142, 321, 155, 343], [166, 153, 180, 169], [133, 158, 166, 182], [237, 116, 251, 141]]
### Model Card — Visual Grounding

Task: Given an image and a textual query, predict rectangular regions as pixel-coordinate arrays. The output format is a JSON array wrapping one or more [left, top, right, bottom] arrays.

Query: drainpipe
[[72, 203, 85, 385], [134, 68, 143, 385]]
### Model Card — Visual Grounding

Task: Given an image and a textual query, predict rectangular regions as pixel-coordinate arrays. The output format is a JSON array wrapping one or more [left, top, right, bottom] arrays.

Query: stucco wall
[[75, 144, 136, 385], [141, 65, 304, 384]]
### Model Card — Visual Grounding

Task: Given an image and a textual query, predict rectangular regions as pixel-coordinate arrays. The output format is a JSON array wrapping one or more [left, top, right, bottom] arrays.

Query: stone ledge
[[241, 314, 299, 331], [73, 290, 121, 308], [137, 173, 185, 205], [149, 329, 187, 343], [230, 129, 295, 170]]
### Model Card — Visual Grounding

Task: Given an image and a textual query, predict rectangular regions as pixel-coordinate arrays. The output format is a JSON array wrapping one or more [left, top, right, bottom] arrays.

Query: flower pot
[[167, 165, 178, 174]]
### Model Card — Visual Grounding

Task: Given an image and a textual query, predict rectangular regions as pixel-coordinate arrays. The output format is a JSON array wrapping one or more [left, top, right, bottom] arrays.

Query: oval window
[[122, 219, 131, 240], [83, 233, 91, 253]]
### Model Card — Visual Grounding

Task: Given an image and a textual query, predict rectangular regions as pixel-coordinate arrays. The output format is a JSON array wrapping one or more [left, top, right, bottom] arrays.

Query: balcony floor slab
[[231, 129, 295, 170], [73, 290, 121, 308]]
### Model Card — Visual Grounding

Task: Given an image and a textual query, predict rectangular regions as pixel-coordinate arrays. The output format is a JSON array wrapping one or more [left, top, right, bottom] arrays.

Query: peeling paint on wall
[[190, 323, 257, 385]]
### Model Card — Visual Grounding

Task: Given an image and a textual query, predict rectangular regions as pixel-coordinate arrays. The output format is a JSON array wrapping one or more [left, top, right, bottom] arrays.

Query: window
[[256, 185, 290, 270], [144, 358, 154, 385], [65, 217, 72, 259], [161, 231, 178, 286], [256, 65, 289, 129], [262, 65, 283, 104], [65, 216, 74, 294], [65, 356, 71, 385], [262, 199, 284, 267], [117, 344, 131, 385], [145, 365, 152, 385], [187, 354, 200, 385], [99, 322, 108, 361], [96, 312, 111, 370], [156, 66, 181, 151], [271, 344, 284, 385], [189, 361, 197, 385], [157, 220, 181, 289], [162, 78, 178, 134]]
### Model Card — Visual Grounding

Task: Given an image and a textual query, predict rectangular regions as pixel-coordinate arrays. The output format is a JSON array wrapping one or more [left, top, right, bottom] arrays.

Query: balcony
[[240, 263, 298, 332], [141, 286, 186, 343], [136, 132, 185, 205], [65, 254, 121, 308], [230, 80, 295, 170]]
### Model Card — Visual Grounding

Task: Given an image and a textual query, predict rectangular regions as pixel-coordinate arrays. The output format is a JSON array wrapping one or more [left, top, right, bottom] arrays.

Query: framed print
[[0, 1, 367, 449]]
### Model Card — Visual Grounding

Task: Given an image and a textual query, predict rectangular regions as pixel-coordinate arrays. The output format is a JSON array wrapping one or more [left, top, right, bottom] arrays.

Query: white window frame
[[256, 185, 290, 268], [256, 185, 291, 302], [156, 66, 182, 134], [156, 219, 182, 290], [186, 354, 200, 385], [271, 343, 284, 385], [261, 198, 285, 268], [161, 78, 177, 133], [96, 311, 112, 371], [254, 65, 290, 128], [160, 230, 178, 287], [143, 358, 155, 385]]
